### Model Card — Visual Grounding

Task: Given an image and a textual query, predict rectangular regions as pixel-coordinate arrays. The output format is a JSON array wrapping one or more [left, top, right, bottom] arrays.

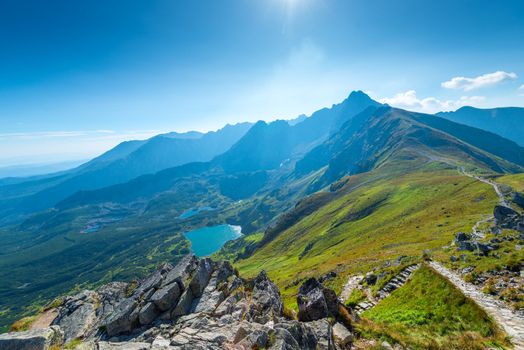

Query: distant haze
[[0, 159, 87, 178]]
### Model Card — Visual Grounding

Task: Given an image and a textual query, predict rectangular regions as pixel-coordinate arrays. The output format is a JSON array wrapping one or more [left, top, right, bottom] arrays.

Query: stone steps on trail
[[339, 275, 364, 303], [354, 300, 376, 314], [355, 264, 420, 315]]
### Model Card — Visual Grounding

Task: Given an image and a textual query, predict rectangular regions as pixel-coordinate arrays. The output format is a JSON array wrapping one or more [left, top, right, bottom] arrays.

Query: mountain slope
[[216, 91, 382, 174], [233, 168, 499, 306], [0, 91, 380, 220], [413, 112, 524, 166], [0, 123, 252, 219], [438, 106, 524, 146], [296, 107, 524, 188]]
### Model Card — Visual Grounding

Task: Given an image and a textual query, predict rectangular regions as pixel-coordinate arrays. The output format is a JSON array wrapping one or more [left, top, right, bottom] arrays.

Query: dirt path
[[471, 215, 491, 238], [457, 167, 512, 242], [429, 261, 524, 348], [459, 167, 510, 208], [339, 275, 363, 303]]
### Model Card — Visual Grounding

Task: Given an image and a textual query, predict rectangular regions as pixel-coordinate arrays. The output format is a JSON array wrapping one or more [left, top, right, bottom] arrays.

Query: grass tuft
[[9, 316, 36, 332]]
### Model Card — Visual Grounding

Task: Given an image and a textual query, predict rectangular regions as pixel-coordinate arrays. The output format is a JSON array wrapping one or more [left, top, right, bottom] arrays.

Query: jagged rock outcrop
[[0, 326, 63, 350], [50, 282, 129, 342], [297, 277, 340, 322], [3, 255, 352, 349], [246, 270, 284, 323], [493, 205, 524, 234]]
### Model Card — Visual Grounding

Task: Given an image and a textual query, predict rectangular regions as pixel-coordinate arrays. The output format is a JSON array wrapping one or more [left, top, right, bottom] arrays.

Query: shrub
[[9, 316, 36, 332]]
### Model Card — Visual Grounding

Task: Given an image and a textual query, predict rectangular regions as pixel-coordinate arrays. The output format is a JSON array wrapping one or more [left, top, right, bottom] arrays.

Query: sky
[[1, 0, 524, 165]]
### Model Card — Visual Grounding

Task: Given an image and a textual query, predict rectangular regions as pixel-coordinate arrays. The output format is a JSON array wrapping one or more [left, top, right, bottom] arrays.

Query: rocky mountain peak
[[347, 90, 372, 101]]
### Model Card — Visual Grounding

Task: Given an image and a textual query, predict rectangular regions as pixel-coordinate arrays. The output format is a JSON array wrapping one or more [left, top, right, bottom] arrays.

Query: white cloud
[[441, 71, 517, 91], [519, 84, 524, 90], [379, 90, 485, 113]]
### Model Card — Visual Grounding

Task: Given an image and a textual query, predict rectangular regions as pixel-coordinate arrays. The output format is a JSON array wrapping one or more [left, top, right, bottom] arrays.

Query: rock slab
[[0, 326, 63, 350]]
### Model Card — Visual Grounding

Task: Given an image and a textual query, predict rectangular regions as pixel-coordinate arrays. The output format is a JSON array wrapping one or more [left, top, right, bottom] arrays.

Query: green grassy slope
[[359, 265, 507, 349], [234, 166, 499, 308], [497, 173, 524, 192]]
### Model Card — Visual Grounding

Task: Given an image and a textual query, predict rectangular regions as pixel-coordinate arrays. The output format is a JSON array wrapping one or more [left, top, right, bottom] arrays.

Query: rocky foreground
[[0, 255, 355, 349]]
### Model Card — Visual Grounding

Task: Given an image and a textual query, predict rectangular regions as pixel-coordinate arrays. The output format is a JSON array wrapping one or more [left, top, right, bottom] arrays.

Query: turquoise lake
[[178, 206, 214, 219], [184, 224, 242, 257]]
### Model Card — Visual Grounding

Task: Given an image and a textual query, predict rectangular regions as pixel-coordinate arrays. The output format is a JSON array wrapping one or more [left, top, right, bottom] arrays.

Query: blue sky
[[1, 0, 524, 165]]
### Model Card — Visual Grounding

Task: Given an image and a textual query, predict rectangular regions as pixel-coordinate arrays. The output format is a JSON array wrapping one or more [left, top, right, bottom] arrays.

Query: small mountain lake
[[178, 206, 214, 219], [184, 224, 242, 257]]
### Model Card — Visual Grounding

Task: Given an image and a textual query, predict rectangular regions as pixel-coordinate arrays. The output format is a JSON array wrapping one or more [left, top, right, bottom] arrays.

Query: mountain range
[[438, 106, 524, 146], [0, 122, 252, 223], [0, 91, 523, 349]]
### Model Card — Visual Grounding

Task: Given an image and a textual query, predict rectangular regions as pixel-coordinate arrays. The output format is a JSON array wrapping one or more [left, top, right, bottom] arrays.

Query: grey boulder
[[297, 278, 339, 322], [52, 290, 98, 342], [0, 326, 64, 350], [162, 254, 199, 287], [332, 322, 353, 349], [104, 298, 140, 336], [138, 302, 159, 326], [171, 288, 194, 318], [150, 282, 181, 312]]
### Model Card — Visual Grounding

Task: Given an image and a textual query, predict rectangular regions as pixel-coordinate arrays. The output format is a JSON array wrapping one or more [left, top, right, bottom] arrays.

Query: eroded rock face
[[16, 255, 351, 350], [105, 295, 141, 336], [0, 326, 63, 350], [189, 258, 214, 298], [150, 282, 181, 312]]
